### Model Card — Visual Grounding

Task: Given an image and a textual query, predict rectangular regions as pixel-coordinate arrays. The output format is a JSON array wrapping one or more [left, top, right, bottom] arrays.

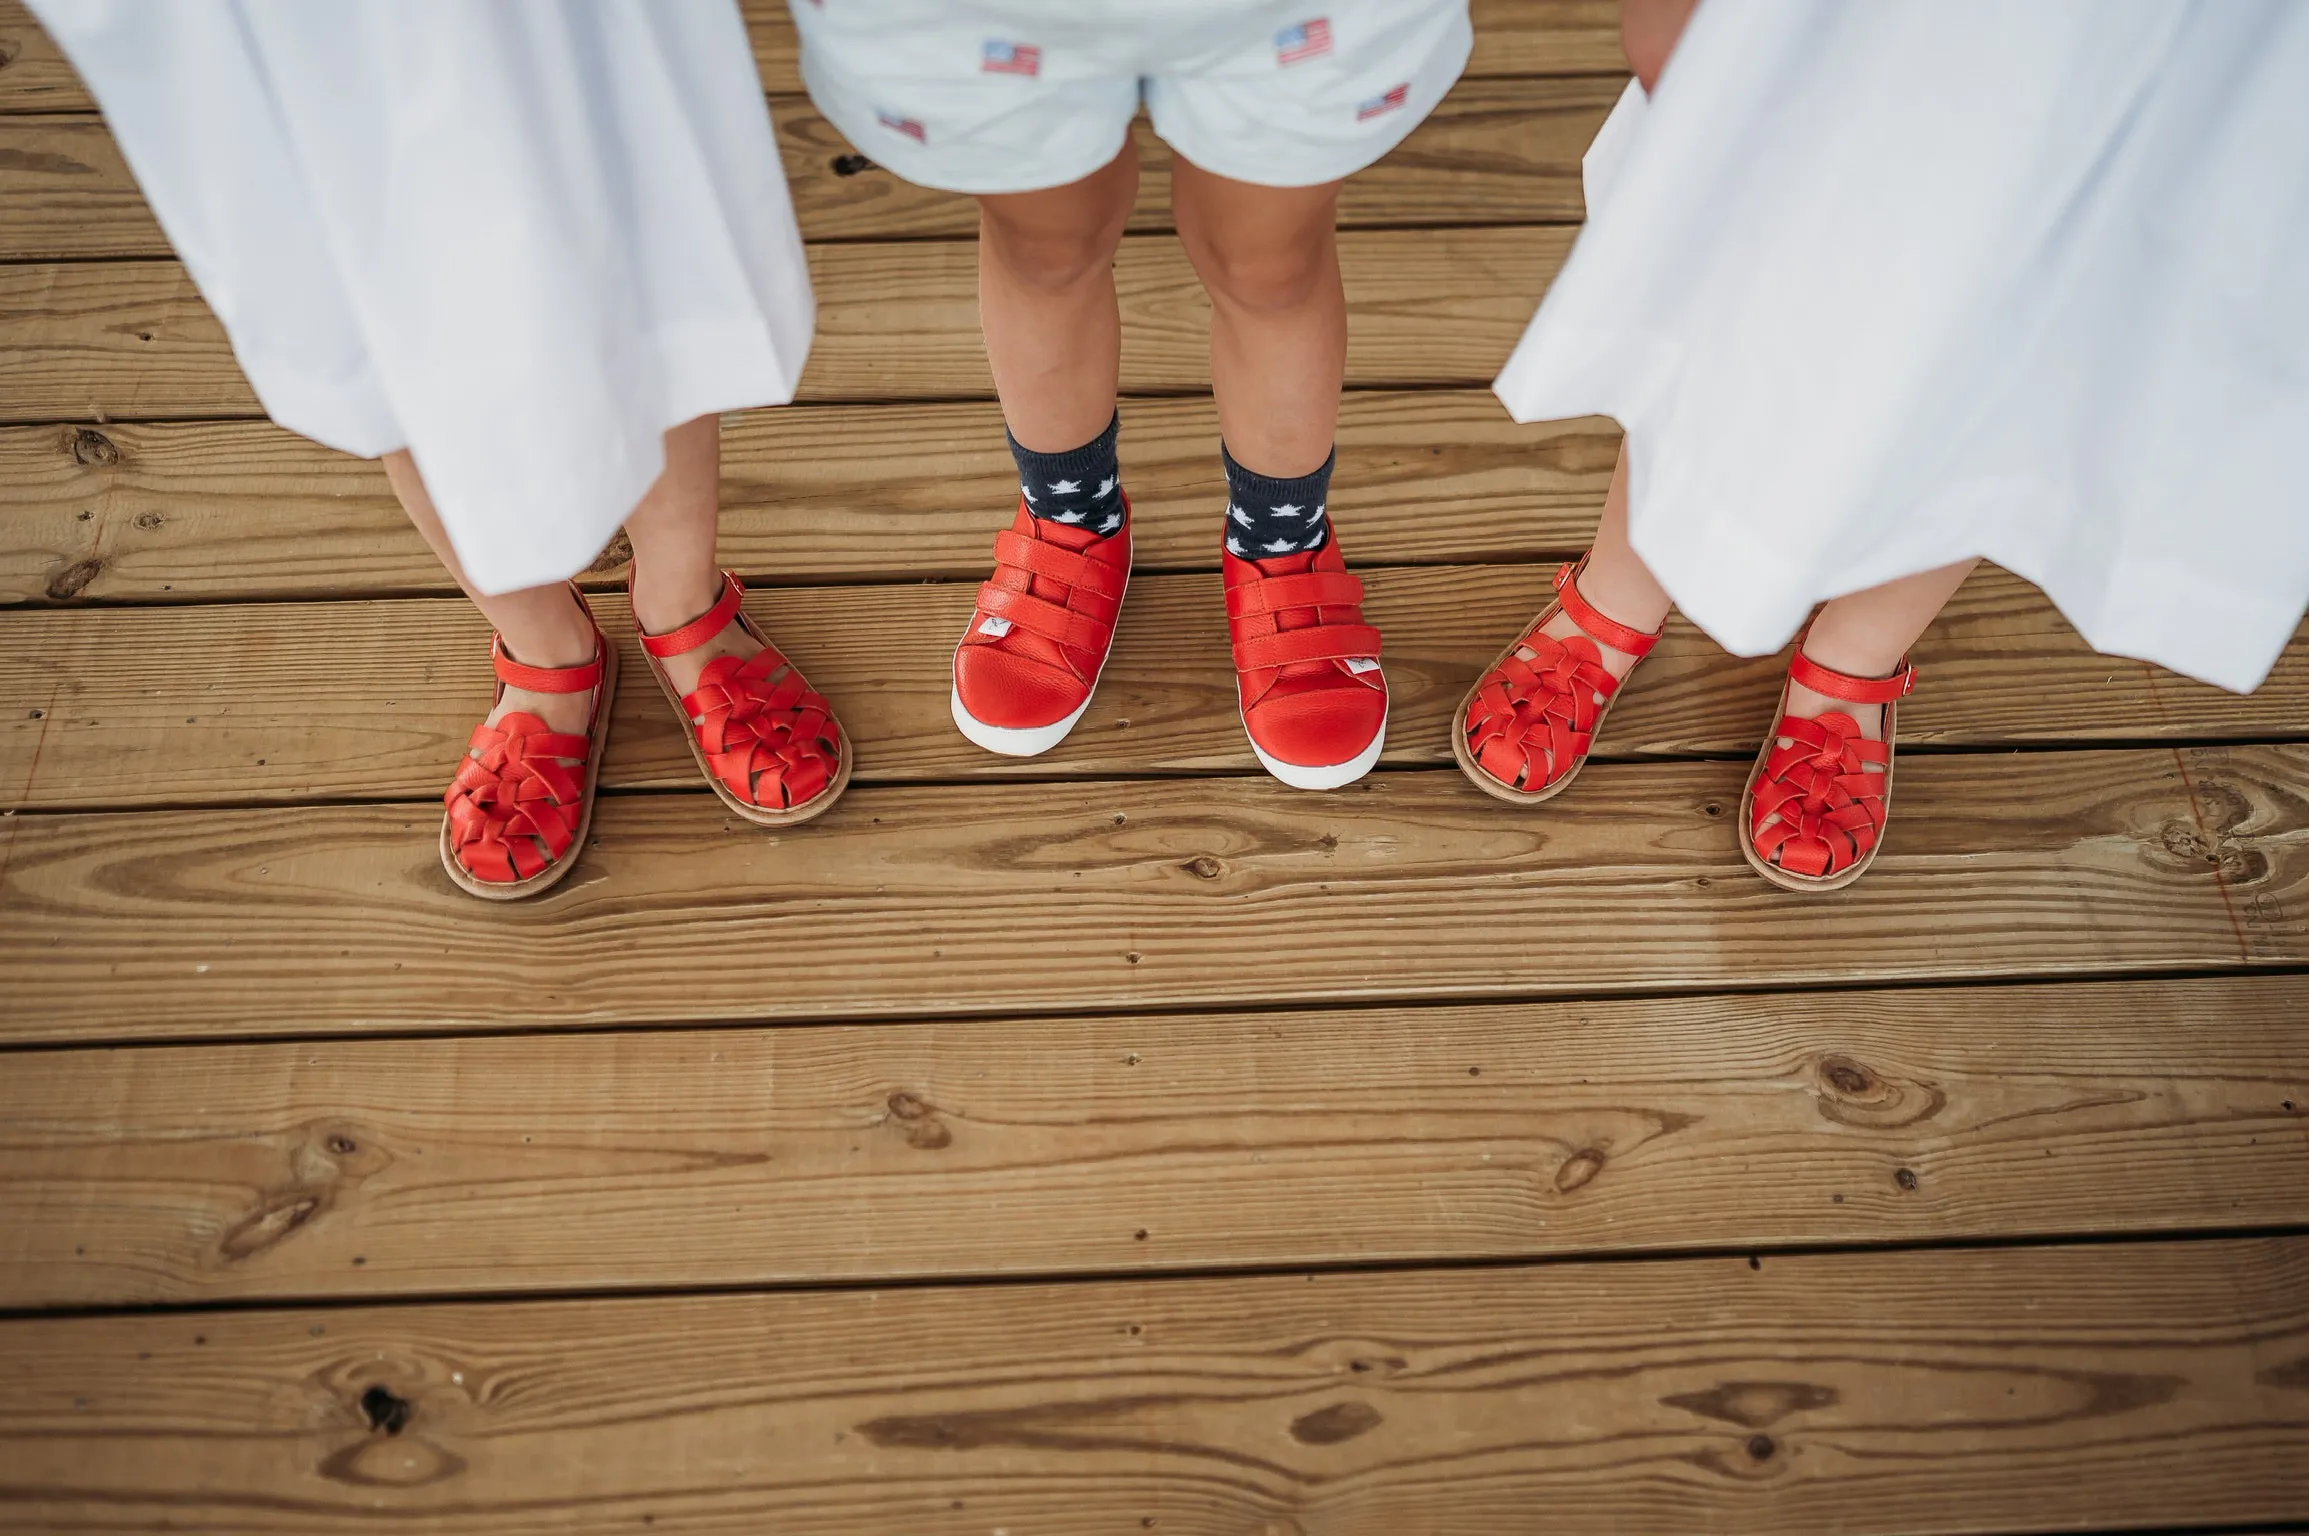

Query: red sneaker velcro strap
[[992, 531, 1125, 599], [491, 633, 604, 694], [1234, 623, 1384, 671], [977, 582, 1114, 652], [1789, 646, 1917, 704], [1224, 570, 1365, 620], [640, 571, 746, 659], [1552, 559, 1664, 657]]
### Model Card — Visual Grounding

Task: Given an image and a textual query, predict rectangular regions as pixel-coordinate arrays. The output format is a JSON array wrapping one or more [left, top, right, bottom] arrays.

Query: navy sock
[[1007, 412, 1124, 536], [1223, 444, 1334, 559]]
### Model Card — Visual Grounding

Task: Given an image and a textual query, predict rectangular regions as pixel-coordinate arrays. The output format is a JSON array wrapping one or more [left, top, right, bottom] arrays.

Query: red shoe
[[1741, 643, 1916, 892], [1224, 534, 1386, 790], [951, 496, 1131, 756], [1453, 553, 1665, 804], [637, 569, 852, 826], [439, 586, 618, 901]]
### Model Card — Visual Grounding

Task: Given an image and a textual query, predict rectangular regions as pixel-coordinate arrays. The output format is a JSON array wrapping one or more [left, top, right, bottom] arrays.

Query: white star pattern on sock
[[1049, 478, 1081, 495], [1020, 482, 1037, 502], [1095, 476, 1117, 498], [1053, 509, 1084, 523], [1229, 505, 1253, 527], [1270, 503, 1302, 518], [1262, 538, 1296, 554], [1227, 536, 1248, 556], [1099, 513, 1122, 533]]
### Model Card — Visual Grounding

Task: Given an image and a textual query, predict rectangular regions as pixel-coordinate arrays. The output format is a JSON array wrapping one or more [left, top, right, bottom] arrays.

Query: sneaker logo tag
[[1345, 657, 1382, 674], [978, 616, 1014, 638]]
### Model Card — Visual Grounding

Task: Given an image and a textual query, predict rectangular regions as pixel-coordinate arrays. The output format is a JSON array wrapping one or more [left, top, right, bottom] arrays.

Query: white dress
[[32, 0, 815, 597], [1492, 0, 2309, 695]]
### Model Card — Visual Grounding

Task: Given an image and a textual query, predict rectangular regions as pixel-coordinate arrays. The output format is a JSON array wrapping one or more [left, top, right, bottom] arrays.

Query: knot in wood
[[359, 1384, 413, 1435], [831, 152, 877, 176], [1746, 1433, 1776, 1461], [1183, 856, 1223, 880], [45, 558, 102, 600], [69, 426, 120, 465]]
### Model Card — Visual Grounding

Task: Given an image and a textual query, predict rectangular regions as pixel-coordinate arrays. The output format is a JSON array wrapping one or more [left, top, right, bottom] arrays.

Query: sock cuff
[[1221, 445, 1338, 511], [1008, 412, 1120, 477]]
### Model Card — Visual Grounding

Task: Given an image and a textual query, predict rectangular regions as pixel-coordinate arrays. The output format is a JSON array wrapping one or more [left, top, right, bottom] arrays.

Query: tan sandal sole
[[644, 612, 853, 829], [1738, 686, 1898, 894], [1449, 597, 1637, 806], [438, 643, 620, 902]]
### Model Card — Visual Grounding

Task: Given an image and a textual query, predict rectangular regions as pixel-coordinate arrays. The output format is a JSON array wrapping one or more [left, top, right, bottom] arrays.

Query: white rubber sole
[[949, 544, 1129, 759], [1245, 706, 1387, 791], [950, 687, 1095, 757]]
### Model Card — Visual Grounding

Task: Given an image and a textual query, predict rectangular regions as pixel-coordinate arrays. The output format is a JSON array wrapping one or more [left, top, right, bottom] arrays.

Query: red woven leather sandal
[[1740, 644, 1916, 893], [439, 586, 619, 901], [637, 569, 852, 827], [1452, 554, 1665, 805]]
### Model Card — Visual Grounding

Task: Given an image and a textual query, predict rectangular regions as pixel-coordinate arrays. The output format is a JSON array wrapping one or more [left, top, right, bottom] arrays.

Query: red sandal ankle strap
[[1551, 557, 1665, 658], [490, 585, 605, 693], [1789, 645, 1917, 704], [640, 570, 746, 659]]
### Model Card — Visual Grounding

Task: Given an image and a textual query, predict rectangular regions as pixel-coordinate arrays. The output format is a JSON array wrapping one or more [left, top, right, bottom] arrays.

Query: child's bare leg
[[386, 450, 601, 737], [1621, 0, 1702, 92], [976, 144, 1138, 452], [1536, 443, 1674, 685], [1168, 157, 1345, 478], [1790, 559, 1977, 738], [623, 414, 759, 696]]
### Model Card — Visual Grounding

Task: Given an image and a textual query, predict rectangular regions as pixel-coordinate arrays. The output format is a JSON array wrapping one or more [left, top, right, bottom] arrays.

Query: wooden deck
[[3, 3, 2307, 1531]]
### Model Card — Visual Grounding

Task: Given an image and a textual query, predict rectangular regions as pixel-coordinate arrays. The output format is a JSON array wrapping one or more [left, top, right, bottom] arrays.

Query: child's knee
[[1184, 228, 1332, 315], [980, 209, 1126, 294]]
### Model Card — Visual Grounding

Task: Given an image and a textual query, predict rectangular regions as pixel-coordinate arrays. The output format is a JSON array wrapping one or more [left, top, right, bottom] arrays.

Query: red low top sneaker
[[951, 496, 1132, 756], [1223, 534, 1386, 789]]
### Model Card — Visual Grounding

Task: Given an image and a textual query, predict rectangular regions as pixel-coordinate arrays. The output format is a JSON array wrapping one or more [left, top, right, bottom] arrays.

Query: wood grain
[[0, 399, 1614, 602], [5, 1237, 2308, 1534], [0, 82, 1615, 261], [0, 0, 1626, 115], [2, 746, 2302, 1042], [5, 568, 2305, 811], [4, 975, 2303, 1309], [0, 231, 1565, 419]]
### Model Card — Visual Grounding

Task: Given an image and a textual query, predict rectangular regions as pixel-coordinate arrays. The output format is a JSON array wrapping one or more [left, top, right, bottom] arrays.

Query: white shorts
[[789, 0, 1473, 193]]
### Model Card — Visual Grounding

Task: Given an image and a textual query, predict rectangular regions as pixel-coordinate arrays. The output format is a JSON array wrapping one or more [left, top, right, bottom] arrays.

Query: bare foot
[[482, 589, 601, 739], [631, 569, 763, 699]]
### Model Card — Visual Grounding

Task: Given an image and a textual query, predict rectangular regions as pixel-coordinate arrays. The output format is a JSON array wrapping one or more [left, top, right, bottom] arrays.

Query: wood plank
[[0, 232, 1561, 418], [0, 398, 1613, 602], [0, 0, 1626, 114], [0, 0, 78, 111], [0, 83, 1613, 260], [1, 746, 2302, 1042], [7, 568, 2306, 812], [5, 1238, 2307, 1534], [4, 976, 2303, 1309]]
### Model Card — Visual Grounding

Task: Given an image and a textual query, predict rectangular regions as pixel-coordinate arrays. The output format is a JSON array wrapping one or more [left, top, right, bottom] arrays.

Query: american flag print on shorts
[[877, 109, 927, 143], [1275, 18, 1333, 66], [982, 40, 1041, 76], [1356, 83, 1410, 120]]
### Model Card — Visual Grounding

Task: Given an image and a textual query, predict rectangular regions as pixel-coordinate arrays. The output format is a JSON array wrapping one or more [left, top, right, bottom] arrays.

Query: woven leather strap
[[1749, 710, 1892, 879], [1789, 645, 1916, 704], [640, 570, 747, 659], [1548, 557, 1664, 658]]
